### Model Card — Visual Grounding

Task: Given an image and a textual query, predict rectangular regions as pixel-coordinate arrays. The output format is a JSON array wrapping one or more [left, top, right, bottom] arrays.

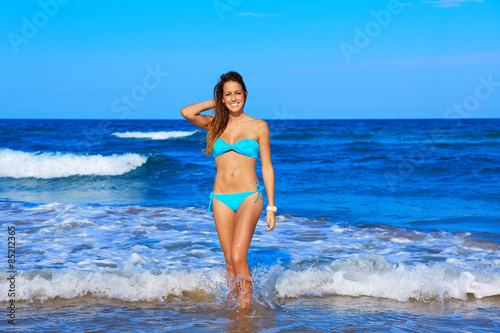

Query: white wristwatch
[[266, 205, 277, 213]]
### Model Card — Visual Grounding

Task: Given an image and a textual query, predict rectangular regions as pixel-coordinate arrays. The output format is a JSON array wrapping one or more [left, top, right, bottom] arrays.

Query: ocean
[[0, 118, 499, 332]]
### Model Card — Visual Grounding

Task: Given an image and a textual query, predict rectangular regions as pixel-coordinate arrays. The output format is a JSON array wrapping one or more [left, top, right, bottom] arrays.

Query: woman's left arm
[[258, 120, 276, 231]]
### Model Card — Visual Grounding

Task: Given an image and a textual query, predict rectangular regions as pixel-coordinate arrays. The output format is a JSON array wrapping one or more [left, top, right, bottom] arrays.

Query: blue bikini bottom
[[208, 182, 264, 213]]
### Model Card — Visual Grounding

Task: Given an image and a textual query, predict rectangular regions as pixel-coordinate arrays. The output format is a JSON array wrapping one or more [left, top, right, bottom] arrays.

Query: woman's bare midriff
[[213, 152, 259, 194]]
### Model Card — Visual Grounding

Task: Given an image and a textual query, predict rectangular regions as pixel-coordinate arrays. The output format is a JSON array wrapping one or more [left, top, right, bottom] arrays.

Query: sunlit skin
[[222, 81, 246, 115], [212, 81, 276, 309], [180, 79, 276, 309]]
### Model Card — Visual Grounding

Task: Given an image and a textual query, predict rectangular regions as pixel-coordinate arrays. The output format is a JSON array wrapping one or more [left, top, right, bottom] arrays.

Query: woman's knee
[[230, 250, 247, 268]]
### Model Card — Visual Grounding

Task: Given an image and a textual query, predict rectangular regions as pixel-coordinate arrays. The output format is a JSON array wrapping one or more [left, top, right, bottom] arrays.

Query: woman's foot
[[237, 276, 253, 309]]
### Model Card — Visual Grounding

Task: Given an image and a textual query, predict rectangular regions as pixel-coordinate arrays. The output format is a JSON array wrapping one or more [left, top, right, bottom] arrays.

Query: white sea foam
[[112, 131, 197, 140], [0, 202, 498, 304], [1, 257, 498, 303], [6, 269, 201, 302], [130, 253, 147, 265], [391, 238, 412, 244], [0, 149, 147, 178], [275, 255, 500, 302]]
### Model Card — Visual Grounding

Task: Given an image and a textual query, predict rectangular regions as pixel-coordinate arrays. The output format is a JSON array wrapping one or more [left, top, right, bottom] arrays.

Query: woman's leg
[[231, 191, 264, 309], [212, 198, 237, 299]]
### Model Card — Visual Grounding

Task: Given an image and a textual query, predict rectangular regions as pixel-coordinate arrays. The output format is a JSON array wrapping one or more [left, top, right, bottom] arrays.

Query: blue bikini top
[[212, 137, 259, 159]]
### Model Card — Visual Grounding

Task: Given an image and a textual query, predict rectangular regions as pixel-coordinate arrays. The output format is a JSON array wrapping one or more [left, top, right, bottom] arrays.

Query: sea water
[[0, 119, 499, 332]]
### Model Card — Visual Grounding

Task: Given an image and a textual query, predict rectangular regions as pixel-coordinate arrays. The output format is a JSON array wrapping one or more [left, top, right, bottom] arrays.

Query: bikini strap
[[208, 191, 213, 213], [253, 182, 264, 203]]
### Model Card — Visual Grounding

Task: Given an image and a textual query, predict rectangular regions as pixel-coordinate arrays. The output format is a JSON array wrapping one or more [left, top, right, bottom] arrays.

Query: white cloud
[[422, 0, 483, 8]]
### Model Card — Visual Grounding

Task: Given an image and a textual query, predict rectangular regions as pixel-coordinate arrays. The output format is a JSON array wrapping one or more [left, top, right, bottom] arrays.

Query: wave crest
[[276, 255, 500, 302], [7, 268, 200, 303], [0, 149, 147, 179], [2, 256, 498, 304], [112, 131, 197, 140]]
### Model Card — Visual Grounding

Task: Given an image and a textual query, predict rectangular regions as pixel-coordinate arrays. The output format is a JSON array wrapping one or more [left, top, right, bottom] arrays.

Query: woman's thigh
[[231, 192, 264, 258], [212, 198, 236, 258]]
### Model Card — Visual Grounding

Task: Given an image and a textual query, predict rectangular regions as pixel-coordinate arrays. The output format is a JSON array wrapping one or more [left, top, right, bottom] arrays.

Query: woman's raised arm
[[180, 100, 216, 130]]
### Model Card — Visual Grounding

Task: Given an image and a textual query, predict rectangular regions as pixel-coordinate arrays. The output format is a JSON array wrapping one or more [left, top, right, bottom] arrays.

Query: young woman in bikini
[[180, 71, 277, 309]]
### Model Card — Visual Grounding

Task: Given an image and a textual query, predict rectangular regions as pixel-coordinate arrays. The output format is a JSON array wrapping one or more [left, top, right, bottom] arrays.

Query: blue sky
[[1, 0, 499, 119]]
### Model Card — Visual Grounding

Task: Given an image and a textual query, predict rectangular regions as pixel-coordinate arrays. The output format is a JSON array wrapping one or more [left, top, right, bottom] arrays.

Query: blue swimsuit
[[208, 137, 264, 213]]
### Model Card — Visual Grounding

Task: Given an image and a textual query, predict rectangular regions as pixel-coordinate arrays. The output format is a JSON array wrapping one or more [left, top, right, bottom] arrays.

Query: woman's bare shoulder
[[249, 119, 269, 140], [255, 119, 269, 131], [245, 115, 266, 126]]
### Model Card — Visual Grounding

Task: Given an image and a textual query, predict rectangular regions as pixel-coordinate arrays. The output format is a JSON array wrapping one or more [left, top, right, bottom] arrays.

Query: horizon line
[[1, 117, 499, 121]]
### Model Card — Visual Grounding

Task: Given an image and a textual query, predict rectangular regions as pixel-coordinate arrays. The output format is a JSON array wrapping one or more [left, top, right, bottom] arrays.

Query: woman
[[180, 71, 277, 309]]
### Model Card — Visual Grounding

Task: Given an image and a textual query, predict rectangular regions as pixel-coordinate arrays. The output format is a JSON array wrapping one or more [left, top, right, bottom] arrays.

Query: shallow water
[[5, 295, 500, 332], [0, 202, 499, 331]]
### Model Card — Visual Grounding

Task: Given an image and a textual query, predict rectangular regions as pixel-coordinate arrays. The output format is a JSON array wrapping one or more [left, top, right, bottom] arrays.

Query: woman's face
[[222, 81, 246, 112]]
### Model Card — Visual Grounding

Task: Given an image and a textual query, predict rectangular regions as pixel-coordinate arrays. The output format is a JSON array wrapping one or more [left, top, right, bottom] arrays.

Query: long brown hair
[[203, 71, 248, 156]]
